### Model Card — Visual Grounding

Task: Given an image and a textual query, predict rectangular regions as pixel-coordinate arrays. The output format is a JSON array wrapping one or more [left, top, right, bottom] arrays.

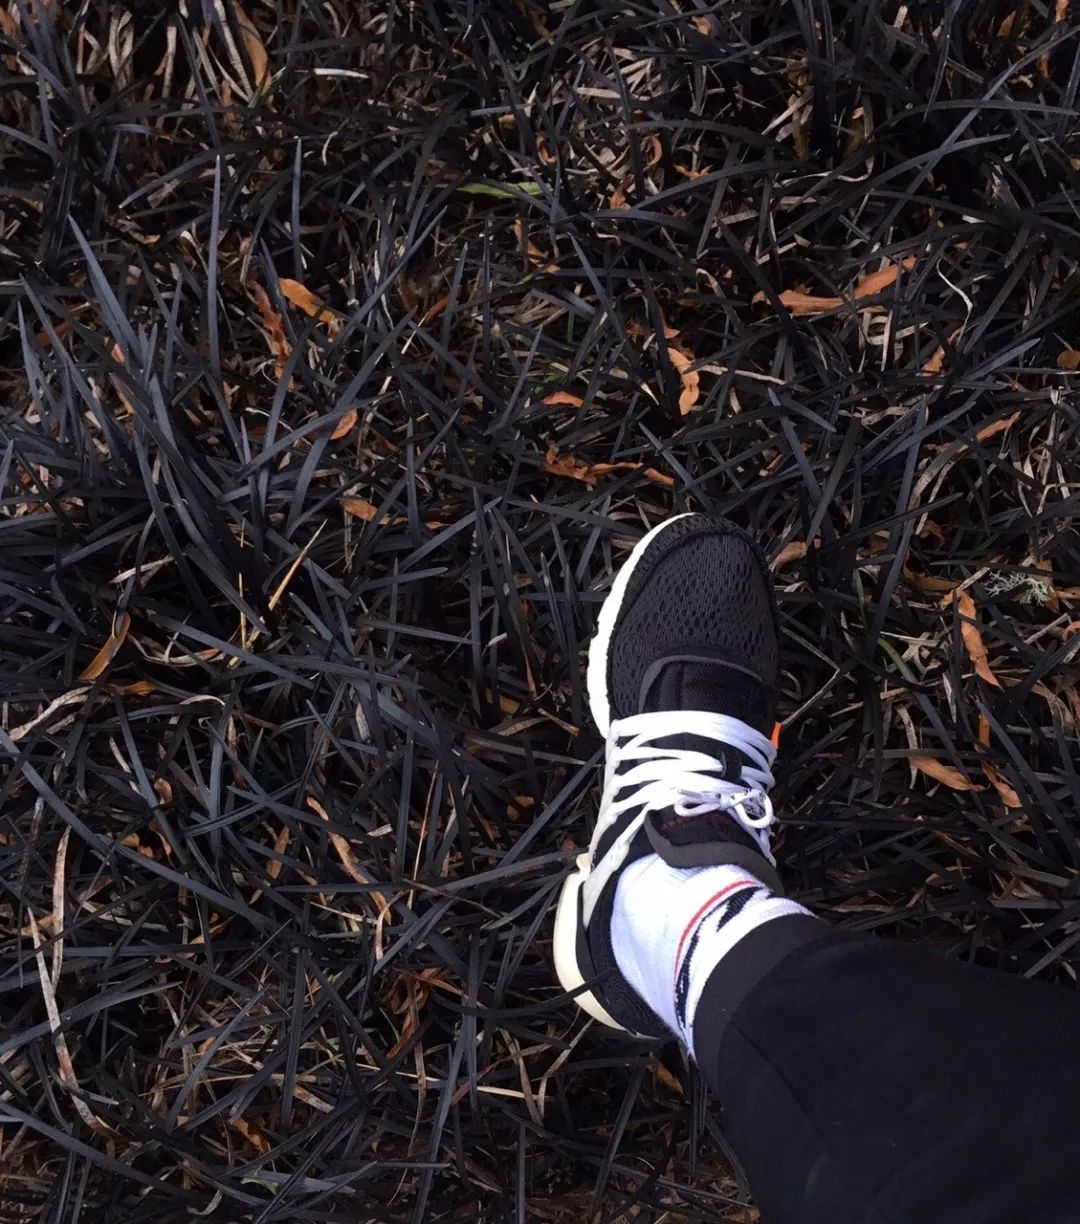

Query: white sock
[[611, 854, 814, 1048]]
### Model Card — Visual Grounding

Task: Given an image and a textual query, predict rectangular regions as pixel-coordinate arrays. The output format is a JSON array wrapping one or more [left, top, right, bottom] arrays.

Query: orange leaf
[[234, 3, 270, 94], [773, 290, 844, 315], [231, 1117, 270, 1154], [542, 448, 598, 485], [248, 282, 290, 379], [853, 257, 916, 299], [910, 755, 985, 792], [342, 497, 386, 523], [79, 612, 131, 681], [331, 408, 357, 440], [542, 391, 584, 408], [421, 295, 449, 325], [902, 565, 958, 594], [542, 448, 647, 486], [943, 588, 1000, 686], [772, 540, 807, 571], [279, 278, 338, 329], [1057, 349, 1080, 371], [975, 412, 1020, 443], [668, 345, 700, 414], [307, 796, 389, 915], [983, 762, 1022, 809]]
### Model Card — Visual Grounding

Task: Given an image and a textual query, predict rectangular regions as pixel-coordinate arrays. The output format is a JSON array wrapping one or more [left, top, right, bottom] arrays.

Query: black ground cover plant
[[2, 1, 1079, 1220]]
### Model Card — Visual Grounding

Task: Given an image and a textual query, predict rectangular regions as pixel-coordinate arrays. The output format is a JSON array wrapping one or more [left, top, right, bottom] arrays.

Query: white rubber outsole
[[553, 514, 697, 1030]]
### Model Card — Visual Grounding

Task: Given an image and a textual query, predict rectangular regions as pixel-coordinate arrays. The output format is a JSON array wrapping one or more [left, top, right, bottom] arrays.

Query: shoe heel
[[553, 860, 628, 1031]]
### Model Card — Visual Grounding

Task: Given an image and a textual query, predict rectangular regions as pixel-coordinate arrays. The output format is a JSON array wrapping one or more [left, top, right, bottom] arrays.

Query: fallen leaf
[[248, 282, 290, 379], [79, 612, 131, 681], [921, 325, 965, 375], [111, 679, 155, 696], [1057, 349, 1080, 371], [307, 796, 389, 915], [983, 763, 1022, 809], [910, 755, 985, 792], [542, 391, 584, 408], [421, 295, 449, 324], [691, 14, 712, 34], [644, 467, 675, 487], [772, 541, 807, 571], [853, 257, 916, 299], [943, 588, 1000, 686], [234, 3, 270, 94], [651, 1061, 684, 1095], [1038, 0, 1068, 76], [279, 278, 337, 327], [231, 1117, 270, 1154], [902, 565, 958, 594], [331, 408, 357, 440], [668, 345, 700, 414], [541, 448, 665, 486], [758, 258, 916, 316], [769, 289, 844, 315], [975, 412, 1020, 442], [673, 162, 709, 179], [512, 219, 555, 268], [343, 497, 385, 523], [610, 180, 630, 209]]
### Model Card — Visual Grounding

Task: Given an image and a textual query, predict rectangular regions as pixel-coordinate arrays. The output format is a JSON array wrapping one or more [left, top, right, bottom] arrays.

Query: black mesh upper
[[607, 516, 780, 726]]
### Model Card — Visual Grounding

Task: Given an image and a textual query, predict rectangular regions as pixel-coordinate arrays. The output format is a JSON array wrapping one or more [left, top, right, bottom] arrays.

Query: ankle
[[611, 855, 813, 1046]]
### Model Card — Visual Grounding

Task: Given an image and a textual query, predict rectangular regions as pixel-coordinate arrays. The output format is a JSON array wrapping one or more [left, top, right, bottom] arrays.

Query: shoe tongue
[[631, 654, 782, 892], [638, 652, 775, 737]]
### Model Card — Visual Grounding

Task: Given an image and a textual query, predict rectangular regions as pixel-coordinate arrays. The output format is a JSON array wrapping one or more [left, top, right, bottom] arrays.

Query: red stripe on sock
[[672, 879, 757, 979]]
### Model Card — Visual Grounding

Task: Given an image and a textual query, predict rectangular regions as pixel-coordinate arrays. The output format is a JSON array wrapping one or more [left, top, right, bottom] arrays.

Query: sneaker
[[552, 514, 784, 1036]]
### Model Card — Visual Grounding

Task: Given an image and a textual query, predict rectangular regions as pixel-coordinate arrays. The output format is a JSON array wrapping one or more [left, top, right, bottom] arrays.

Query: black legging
[[691, 917, 1080, 1223]]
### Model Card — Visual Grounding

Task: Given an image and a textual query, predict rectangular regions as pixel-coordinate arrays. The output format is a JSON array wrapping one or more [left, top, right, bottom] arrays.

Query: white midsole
[[554, 513, 698, 1032]]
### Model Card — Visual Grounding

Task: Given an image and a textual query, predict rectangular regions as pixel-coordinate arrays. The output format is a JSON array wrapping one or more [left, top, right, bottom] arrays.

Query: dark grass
[[2, 0, 1080, 1220]]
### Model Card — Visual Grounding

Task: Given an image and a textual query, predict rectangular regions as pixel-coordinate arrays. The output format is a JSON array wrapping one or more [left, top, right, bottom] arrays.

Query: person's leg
[[553, 514, 1080, 1224], [616, 854, 1080, 1224]]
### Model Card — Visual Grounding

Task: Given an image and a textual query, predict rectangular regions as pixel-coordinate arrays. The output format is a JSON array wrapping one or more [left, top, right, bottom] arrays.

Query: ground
[[2, 2, 1080, 1221]]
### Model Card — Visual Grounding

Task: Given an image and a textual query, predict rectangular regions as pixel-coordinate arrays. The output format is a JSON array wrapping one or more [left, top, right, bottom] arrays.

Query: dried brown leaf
[[772, 540, 807, 571], [975, 412, 1020, 442], [342, 497, 383, 523], [902, 566, 958, 594], [910, 755, 985, 792], [776, 289, 844, 315], [853, 257, 916, 299], [279, 277, 336, 325], [1057, 349, 1080, 371], [231, 1117, 270, 1154], [234, 3, 269, 93], [542, 448, 660, 486], [331, 408, 358, 440], [668, 345, 700, 414], [984, 763, 1022, 809], [248, 282, 290, 379], [943, 588, 1000, 686], [306, 796, 390, 915], [542, 391, 585, 408], [79, 612, 130, 681]]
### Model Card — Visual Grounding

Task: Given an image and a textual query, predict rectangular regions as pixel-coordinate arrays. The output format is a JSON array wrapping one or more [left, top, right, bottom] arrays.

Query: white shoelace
[[602, 709, 778, 863]]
